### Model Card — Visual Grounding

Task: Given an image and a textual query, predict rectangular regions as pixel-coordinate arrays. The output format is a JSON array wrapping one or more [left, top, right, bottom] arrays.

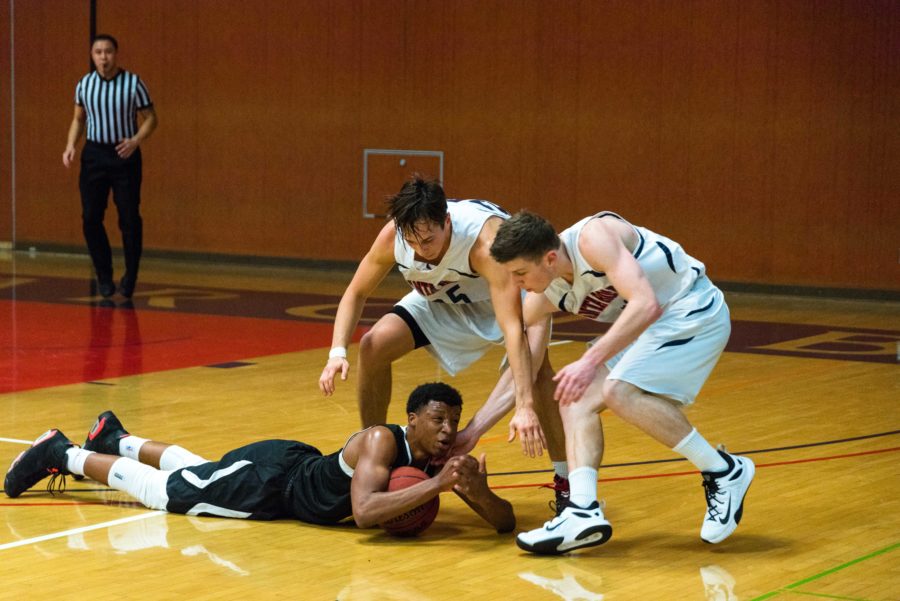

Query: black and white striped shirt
[[74, 70, 153, 145]]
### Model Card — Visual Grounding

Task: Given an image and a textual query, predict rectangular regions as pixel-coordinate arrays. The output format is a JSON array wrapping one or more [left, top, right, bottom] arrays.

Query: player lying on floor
[[4, 382, 515, 533]]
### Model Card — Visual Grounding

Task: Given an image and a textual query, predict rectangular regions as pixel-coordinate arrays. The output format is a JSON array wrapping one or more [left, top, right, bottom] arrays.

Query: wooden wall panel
[[5, 1, 898, 290], [8, 1, 89, 245], [0, 0, 9, 243]]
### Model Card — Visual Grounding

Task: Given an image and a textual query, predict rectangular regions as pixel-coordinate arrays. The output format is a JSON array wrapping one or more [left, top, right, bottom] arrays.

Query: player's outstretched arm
[[453, 454, 516, 533], [453, 303, 553, 458], [471, 220, 545, 457], [319, 223, 397, 395]]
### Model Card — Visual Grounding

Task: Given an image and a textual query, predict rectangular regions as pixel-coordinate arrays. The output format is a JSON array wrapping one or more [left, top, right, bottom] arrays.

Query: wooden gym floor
[[1, 249, 898, 600]]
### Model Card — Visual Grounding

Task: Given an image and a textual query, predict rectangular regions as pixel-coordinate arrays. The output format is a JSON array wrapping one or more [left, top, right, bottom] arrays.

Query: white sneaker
[[700, 451, 755, 544], [516, 501, 612, 555]]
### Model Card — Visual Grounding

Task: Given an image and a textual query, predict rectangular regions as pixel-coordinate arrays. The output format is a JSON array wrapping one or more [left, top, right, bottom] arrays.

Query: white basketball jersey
[[545, 212, 706, 322], [394, 199, 508, 304]]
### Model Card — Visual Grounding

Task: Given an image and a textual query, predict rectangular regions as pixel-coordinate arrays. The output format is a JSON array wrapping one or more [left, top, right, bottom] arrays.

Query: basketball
[[380, 466, 440, 537]]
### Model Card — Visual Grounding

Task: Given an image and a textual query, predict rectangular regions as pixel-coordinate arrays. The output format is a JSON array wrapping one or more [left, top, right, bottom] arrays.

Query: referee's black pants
[[79, 141, 143, 285]]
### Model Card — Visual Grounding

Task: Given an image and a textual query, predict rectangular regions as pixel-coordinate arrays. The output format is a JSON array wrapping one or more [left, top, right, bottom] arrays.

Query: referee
[[62, 34, 158, 298]]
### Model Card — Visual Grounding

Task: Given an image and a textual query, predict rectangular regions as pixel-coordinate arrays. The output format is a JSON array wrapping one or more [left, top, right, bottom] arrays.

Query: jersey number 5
[[445, 284, 472, 304]]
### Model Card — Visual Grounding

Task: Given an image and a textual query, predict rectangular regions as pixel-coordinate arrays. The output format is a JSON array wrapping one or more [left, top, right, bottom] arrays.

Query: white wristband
[[328, 347, 347, 360]]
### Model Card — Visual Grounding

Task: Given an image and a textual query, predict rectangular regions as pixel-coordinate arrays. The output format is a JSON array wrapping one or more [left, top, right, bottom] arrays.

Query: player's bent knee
[[601, 379, 639, 413], [559, 395, 603, 422], [358, 324, 414, 363]]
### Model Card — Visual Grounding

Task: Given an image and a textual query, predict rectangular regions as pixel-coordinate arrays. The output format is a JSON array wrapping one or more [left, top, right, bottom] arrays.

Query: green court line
[[782, 589, 877, 601], [749, 542, 899, 601]]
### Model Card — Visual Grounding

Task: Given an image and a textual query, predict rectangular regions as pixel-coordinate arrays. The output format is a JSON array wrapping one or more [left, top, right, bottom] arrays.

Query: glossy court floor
[[1, 249, 898, 600]]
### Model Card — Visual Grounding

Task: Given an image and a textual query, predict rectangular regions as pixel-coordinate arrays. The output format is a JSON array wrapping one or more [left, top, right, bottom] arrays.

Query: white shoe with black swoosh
[[700, 450, 755, 544], [516, 500, 612, 555]]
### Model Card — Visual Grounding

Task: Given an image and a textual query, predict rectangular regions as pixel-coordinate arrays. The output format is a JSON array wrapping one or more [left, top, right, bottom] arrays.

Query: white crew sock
[[159, 445, 208, 470], [65, 447, 94, 476], [119, 436, 149, 461], [107, 457, 170, 510], [672, 428, 728, 473], [552, 461, 569, 479], [568, 466, 598, 508]]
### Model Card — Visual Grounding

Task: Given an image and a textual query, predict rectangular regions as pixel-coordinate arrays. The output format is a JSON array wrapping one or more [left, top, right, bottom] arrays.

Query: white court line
[[548, 340, 572, 347], [0, 437, 31, 445], [0, 510, 165, 551]]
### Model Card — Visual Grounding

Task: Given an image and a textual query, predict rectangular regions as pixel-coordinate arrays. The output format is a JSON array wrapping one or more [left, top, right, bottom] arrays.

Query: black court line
[[490, 429, 900, 478]]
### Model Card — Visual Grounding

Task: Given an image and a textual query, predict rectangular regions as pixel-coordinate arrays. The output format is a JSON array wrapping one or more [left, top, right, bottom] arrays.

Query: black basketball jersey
[[284, 424, 433, 525]]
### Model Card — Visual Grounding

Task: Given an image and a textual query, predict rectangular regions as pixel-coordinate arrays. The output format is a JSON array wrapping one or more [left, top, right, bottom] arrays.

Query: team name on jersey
[[577, 286, 619, 318], [409, 280, 453, 297], [408, 280, 472, 304]]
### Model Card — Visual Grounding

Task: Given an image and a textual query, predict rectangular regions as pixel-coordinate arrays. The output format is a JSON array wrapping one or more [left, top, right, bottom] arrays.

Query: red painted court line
[[3, 447, 896, 503], [490, 446, 900, 490], [0, 500, 146, 508]]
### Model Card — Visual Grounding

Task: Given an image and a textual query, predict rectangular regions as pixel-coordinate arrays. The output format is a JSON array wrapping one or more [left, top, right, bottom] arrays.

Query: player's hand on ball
[[436, 455, 473, 492], [452, 453, 490, 499]]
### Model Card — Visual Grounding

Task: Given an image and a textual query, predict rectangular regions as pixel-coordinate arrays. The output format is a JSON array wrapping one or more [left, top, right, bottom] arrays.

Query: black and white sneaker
[[4, 429, 74, 498], [516, 500, 612, 555], [83, 410, 129, 456], [700, 450, 755, 544]]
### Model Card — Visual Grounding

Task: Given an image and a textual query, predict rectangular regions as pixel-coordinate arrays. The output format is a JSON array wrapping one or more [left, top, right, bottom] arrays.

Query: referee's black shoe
[[119, 276, 135, 299], [98, 279, 116, 298]]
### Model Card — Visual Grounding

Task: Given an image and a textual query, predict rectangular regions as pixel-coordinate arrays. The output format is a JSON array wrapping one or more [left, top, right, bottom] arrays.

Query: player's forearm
[[352, 480, 442, 528], [584, 298, 661, 366], [463, 319, 550, 438], [330, 292, 367, 350], [460, 489, 516, 533], [463, 370, 516, 438], [504, 327, 535, 410]]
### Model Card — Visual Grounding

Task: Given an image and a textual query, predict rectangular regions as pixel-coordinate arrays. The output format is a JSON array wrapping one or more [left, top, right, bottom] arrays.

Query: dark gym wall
[[4, 1, 899, 290]]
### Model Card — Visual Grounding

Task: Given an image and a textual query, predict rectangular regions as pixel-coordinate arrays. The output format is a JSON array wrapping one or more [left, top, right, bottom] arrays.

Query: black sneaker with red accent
[[4, 429, 74, 498], [543, 474, 571, 517], [83, 410, 129, 456]]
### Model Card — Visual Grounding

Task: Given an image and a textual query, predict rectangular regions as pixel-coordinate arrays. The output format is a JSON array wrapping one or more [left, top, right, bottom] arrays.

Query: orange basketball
[[380, 466, 440, 537]]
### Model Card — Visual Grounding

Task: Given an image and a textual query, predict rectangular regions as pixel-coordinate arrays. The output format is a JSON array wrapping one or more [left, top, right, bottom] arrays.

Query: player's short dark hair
[[386, 174, 448, 241], [406, 382, 463, 414], [91, 34, 119, 50], [490, 210, 560, 263]]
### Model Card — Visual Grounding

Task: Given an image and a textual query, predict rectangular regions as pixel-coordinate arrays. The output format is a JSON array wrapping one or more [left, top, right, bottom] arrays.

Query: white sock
[[107, 457, 170, 510], [552, 461, 569, 479], [119, 436, 149, 461], [65, 447, 94, 476], [159, 445, 208, 470], [568, 466, 598, 508], [672, 428, 728, 473]]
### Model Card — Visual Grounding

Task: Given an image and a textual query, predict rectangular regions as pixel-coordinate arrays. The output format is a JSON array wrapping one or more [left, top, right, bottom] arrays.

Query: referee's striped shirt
[[74, 69, 153, 145]]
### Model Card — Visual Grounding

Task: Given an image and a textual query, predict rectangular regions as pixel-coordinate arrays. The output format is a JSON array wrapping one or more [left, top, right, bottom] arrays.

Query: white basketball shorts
[[394, 291, 503, 376], [602, 276, 731, 405]]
